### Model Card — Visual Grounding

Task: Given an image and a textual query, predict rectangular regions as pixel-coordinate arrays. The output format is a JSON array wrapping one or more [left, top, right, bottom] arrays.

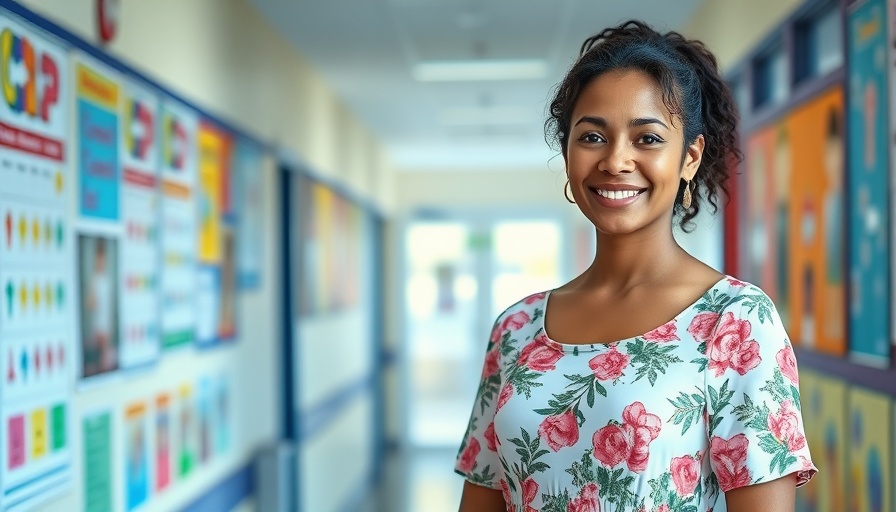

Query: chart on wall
[[742, 123, 792, 326], [124, 401, 150, 511], [848, 0, 891, 366], [298, 179, 363, 316], [797, 370, 846, 512], [74, 54, 120, 224], [888, 0, 896, 348], [159, 99, 198, 349], [0, 13, 74, 511], [233, 139, 263, 289], [781, 87, 846, 355], [118, 77, 161, 369], [847, 386, 892, 512], [82, 409, 112, 512], [195, 122, 232, 347]]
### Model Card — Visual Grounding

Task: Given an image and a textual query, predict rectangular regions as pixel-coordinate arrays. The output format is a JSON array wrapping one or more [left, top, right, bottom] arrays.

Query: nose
[[599, 140, 634, 175]]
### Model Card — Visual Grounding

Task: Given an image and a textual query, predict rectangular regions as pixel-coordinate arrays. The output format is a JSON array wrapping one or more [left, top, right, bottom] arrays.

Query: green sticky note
[[52, 404, 66, 450]]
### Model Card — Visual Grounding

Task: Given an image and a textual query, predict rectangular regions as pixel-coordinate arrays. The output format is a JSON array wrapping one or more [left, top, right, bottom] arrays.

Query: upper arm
[[459, 481, 505, 512], [724, 473, 796, 512]]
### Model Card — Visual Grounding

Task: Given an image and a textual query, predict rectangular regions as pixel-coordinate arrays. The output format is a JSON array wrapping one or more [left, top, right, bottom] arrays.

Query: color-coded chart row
[[3, 280, 65, 318], [124, 323, 158, 344], [124, 274, 158, 291], [6, 343, 66, 385], [3, 211, 65, 252], [6, 404, 67, 471]]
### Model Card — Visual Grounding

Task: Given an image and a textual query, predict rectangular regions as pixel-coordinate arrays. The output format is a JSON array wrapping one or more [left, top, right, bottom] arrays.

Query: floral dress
[[455, 277, 817, 512]]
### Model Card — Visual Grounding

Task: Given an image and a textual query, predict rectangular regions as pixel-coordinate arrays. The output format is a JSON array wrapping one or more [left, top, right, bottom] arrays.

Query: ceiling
[[249, 0, 704, 172]]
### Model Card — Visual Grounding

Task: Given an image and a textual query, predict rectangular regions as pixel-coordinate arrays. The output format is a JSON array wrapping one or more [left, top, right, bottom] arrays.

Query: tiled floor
[[362, 447, 464, 512]]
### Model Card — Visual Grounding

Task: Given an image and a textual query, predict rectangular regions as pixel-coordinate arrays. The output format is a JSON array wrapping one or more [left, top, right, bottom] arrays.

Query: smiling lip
[[588, 185, 647, 208]]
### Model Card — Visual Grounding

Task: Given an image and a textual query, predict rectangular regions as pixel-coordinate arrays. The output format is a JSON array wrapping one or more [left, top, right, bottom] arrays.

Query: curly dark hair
[[545, 20, 742, 231]]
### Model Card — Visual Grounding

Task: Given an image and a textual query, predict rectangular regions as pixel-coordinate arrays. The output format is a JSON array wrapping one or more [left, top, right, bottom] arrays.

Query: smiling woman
[[456, 20, 816, 512]]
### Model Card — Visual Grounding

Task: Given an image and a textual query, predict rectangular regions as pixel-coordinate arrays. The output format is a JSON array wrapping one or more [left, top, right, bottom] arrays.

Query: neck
[[580, 222, 687, 292]]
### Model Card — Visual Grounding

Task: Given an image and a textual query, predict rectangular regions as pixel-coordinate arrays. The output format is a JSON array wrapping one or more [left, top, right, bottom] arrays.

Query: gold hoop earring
[[682, 180, 695, 209], [564, 180, 575, 204]]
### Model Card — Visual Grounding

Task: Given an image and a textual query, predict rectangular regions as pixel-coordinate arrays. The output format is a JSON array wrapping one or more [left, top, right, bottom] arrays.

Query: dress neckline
[[539, 275, 732, 353]]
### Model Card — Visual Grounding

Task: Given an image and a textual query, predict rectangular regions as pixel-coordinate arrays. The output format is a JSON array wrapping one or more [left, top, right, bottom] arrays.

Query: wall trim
[[180, 463, 254, 512]]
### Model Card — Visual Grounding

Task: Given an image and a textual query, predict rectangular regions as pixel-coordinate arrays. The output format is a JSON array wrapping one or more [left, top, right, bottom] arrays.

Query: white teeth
[[597, 189, 640, 200]]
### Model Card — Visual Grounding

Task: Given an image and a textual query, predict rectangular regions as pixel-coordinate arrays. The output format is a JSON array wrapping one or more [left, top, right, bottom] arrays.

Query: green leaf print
[[690, 356, 708, 372], [468, 464, 496, 487], [693, 289, 738, 313], [759, 432, 798, 474], [732, 394, 772, 432], [707, 379, 735, 432], [759, 368, 799, 409], [531, 307, 544, 324], [566, 450, 597, 488], [509, 366, 545, 399], [476, 373, 501, 415], [507, 428, 551, 482], [648, 472, 673, 506], [739, 293, 775, 324], [532, 373, 607, 421], [500, 331, 516, 356], [596, 467, 638, 511], [541, 490, 571, 512], [667, 388, 706, 435], [627, 338, 684, 386]]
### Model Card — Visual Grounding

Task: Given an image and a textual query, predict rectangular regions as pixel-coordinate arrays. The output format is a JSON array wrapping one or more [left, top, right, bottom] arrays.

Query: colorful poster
[[198, 377, 212, 464], [214, 373, 230, 456], [0, 15, 74, 511], [797, 370, 847, 512], [124, 402, 149, 510], [174, 384, 196, 478], [159, 99, 197, 349], [197, 122, 229, 264], [847, 386, 892, 512], [298, 180, 363, 316], [218, 223, 236, 342], [119, 77, 161, 369], [154, 394, 171, 492], [195, 265, 220, 347], [782, 88, 846, 354], [75, 55, 120, 221], [848, 0, 890, 366], [78, 234, 120, 378], [82, 410, 112, 512], [233, 139, 263, 289], [887, 0, 896, 348]]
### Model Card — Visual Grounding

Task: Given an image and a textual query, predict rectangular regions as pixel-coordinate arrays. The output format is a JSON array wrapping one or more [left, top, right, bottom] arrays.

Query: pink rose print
[[500, 479, 512, 506], [588, 346, 630, 381], [538, 409, 580, 452], [656, 505, 671, 512], [484, 422, 499, 452], [567, 482, 600, 512], [490, 323, 503, 343], [481, 345, 500, 379], [643, 321, 679, 343], [592, 423, 630, 468], [687, 312, 720, 343], [593, 402, 662, 473], [776, 345, 799, 384], [670, 455, 701, 496], [524, 292, 547, 304], [496, 383, 513, 412], [518, 333, 564, 372], [707, 312, 761, 377], [523, 477, 539, 512], [458, 438, 481, 474], [767, 399, 807, 452], [501, 311, 531, 332], [727, 277, 747, 287], [710, 434, 751, 491], [621, 402, 662, 440]]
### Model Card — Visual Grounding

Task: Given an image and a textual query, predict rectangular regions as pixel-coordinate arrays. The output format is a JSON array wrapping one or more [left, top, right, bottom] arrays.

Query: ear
[[681, 134, 704, 181]]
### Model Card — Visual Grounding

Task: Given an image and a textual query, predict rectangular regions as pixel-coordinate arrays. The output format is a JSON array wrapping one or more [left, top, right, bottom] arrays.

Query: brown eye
[[639, 134, 664, 145], [578, 132, 604, 144]]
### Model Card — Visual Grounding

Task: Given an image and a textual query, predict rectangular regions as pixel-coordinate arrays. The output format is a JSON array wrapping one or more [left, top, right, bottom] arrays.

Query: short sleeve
[[702, 285, 817, 493], [454, 319, 504, 490]]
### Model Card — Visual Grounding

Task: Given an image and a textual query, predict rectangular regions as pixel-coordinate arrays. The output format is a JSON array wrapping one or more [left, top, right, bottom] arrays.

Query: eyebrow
[[574, 116, 669, 130]]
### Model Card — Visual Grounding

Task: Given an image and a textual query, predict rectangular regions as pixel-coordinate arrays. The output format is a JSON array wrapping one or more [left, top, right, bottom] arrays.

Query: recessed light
[[412, 59, 548, 82]]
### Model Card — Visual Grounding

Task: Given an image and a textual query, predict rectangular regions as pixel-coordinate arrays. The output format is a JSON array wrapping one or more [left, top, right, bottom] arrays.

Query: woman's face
[[565, 69, 702, 237]]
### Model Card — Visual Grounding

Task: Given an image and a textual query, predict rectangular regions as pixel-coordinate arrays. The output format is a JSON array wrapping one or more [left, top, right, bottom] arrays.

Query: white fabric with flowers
[[455, 276, 817, 512]]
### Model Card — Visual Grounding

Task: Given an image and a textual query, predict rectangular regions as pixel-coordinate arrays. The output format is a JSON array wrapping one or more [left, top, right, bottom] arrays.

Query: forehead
[[572, 69, 675, 126]]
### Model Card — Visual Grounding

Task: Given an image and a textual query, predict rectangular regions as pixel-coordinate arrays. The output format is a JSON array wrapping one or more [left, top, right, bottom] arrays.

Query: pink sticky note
[[8, 416, 25, 469]]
